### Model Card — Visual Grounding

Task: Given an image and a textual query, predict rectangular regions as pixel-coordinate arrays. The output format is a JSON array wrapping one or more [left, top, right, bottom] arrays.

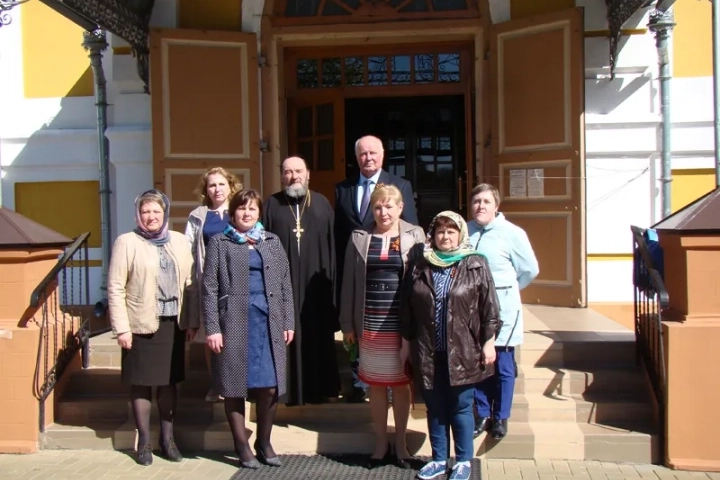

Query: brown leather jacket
[[399, 254, 501, 390]]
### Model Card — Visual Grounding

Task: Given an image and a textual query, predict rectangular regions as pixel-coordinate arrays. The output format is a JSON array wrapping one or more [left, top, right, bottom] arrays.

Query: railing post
[[82, 238, 91, 368]]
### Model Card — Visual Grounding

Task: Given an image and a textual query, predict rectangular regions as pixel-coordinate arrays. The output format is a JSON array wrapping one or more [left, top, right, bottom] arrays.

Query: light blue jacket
[[468, 213, 539, 347]]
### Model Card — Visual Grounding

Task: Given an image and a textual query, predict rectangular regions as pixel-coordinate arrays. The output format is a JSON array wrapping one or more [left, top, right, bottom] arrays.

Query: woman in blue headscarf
[[108, 189, 196, 466]]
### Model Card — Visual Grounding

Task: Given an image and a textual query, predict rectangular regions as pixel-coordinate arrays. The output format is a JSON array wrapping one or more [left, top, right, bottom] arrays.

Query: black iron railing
[[30, 232, 91, 433], [631, 225, 670, 462]]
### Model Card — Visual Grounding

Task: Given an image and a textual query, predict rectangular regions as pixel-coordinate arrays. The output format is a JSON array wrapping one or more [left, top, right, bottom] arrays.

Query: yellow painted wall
[[21, 1, 93, 98], [586, 254, 633, 262], [177, 0, 242, 31], [671, 168, 717, 213], [510, 0, 575, 20], [15, 182, 102, 248], [673, 0, 712, 77]]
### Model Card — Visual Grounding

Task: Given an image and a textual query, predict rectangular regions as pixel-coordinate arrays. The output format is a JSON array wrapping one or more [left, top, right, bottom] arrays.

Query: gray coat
[[184, 206, 210, 341], [202, 232, 295, 398], [339, 219, 425, 339]]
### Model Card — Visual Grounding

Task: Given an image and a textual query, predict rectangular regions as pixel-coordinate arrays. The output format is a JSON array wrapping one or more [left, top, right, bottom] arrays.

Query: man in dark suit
[[334, 134, 419, 403]]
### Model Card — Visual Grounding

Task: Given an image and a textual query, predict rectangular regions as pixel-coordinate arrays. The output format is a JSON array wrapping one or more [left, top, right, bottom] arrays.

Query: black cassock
[[263, 191, 341, 405]]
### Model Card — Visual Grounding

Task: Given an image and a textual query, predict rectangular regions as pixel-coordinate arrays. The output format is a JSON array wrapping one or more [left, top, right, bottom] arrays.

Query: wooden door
[[344, 95, 465, 230], [150, 29, 260, 232], [489, 8, 586, 307], [287, 96, 345, 205]]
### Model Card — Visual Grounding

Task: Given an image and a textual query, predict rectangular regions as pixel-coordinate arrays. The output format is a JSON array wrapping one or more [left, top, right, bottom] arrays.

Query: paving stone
[[537, 474, 557, 480], [552, 461, 571, 474], [2, 452, 720, 479], [519, 468, 540, 479]]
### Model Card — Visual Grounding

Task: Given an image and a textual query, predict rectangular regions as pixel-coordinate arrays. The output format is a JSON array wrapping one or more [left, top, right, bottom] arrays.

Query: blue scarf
[[223, 221, 265, 245]]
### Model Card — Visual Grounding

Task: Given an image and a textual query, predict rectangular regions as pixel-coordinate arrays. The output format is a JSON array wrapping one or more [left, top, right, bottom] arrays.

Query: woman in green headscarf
[[399, 211, 501, 480]]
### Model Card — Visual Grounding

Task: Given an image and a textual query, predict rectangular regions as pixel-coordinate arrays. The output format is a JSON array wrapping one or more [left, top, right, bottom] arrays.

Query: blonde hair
[[370, 183, 403, 207], [194, 167, 242, 207]]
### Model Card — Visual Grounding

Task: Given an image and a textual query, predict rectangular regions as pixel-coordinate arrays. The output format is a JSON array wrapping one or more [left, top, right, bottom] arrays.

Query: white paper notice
[[509, 169, 527, 197], [527, 168, 544, 197]]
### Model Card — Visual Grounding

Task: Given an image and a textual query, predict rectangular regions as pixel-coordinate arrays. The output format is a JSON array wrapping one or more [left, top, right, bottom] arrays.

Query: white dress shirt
[[356, 170, 382, 212]]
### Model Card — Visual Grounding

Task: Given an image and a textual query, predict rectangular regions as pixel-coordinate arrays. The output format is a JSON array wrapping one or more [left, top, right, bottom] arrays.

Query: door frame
[[260, 19, 486, 201]]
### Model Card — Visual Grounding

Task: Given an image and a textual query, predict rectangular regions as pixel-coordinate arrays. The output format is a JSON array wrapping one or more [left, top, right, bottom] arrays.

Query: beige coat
[[108, 231, 195, 335], [339, 219, 425, 338]]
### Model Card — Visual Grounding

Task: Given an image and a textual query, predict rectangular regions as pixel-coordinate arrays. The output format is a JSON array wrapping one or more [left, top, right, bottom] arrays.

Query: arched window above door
[[275, 0, 478, 24]]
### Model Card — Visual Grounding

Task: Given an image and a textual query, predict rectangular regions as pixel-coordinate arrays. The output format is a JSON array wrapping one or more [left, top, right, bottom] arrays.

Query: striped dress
[[358, 235, 410, 387]]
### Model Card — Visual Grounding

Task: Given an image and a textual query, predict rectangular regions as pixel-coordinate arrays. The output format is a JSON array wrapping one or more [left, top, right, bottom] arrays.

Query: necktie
[[359, 180, 372, 219]]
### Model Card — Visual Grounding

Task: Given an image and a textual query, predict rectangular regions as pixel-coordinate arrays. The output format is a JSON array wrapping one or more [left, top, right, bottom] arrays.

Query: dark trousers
[[421, 352, 475, 463], [474, 347, 516, 420]]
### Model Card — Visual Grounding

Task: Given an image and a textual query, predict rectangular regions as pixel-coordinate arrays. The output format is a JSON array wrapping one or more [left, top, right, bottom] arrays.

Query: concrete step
[[57, 371, 652, 428], [518, 332, 636, 368], [516, 366, 646, 396], [42, 418, 658, 463]]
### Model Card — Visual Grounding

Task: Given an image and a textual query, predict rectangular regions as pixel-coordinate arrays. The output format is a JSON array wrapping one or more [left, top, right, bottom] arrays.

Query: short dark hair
[[429, 216, 460, 249], [229, 188, 263, 218], [470, 183, 500, 207]]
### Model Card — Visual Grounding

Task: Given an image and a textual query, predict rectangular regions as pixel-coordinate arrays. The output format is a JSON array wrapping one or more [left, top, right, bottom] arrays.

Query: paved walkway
[[1, 451, 719, 480]]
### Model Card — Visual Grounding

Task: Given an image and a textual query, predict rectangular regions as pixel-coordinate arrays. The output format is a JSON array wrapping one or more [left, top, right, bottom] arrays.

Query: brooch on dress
[[390, 237, 401, 252]]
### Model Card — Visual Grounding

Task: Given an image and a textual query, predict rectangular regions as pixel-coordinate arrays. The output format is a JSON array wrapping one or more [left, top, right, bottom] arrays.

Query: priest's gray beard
[[285, 183, 308, 198]]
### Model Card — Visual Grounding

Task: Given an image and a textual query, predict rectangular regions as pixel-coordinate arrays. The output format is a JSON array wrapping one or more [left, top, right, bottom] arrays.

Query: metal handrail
[[631, 224, 669, 464], [29, 231, 91, 308], [29, 232, 92, 434]]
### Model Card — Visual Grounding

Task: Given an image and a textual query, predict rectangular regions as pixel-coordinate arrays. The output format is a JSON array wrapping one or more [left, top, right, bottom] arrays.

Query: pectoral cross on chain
[[293, 219, 304, 242], [292, 204, 304, 252]]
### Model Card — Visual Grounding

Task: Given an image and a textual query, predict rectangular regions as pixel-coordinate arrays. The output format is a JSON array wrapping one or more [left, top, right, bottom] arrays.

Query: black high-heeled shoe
[[254, 441, 282, 467], [390, 443, 413, 469], [367, 442, 392, 469]]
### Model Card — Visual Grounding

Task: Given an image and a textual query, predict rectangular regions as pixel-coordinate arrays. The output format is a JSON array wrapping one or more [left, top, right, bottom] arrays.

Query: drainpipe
[[713, 0, 720, 187], [82, 29, 111, 316], [648, 9, 676, 219]]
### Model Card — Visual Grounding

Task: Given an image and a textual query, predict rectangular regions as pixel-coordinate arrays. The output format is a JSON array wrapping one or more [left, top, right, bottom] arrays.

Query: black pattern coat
[[202, 232, 295, 398]]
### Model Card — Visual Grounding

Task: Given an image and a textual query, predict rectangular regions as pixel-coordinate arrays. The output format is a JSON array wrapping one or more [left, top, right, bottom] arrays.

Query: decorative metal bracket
[[648, 8, 675, 76], [1, 0, 29, 28], [606, 0, 649, 79]]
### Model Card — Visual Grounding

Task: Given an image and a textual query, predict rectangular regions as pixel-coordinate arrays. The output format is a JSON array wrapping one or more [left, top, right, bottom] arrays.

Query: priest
[[263, 156, 341, 405]]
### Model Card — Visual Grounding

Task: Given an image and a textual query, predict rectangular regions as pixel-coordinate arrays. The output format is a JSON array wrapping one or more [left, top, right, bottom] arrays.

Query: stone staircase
[[42, 306, 659, 462]]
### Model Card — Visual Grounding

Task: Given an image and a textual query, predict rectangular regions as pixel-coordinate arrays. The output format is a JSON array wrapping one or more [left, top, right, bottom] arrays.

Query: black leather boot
[[491, 418, 508, 440], [473, 416, 491, 438]]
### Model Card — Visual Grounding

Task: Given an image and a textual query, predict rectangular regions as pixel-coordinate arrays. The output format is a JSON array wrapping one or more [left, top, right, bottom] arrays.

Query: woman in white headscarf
[[399, 211, 500, 480]]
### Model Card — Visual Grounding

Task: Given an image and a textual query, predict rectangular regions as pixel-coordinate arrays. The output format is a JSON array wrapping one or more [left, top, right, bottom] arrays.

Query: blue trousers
[[351, 358, 369, 391], [474, 347, 516, 420], [421, 353, 475, 463]]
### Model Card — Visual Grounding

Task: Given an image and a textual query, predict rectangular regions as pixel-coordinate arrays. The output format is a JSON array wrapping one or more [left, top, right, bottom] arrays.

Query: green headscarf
[[423, 211, 480, 268]]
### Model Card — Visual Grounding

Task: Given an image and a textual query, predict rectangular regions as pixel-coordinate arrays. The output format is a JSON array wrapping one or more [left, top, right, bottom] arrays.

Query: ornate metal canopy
[[606, 0, 652, 76], [2, 1, 676, 88], [40, 0, 155, 91], [1, 0, 30, 27]]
